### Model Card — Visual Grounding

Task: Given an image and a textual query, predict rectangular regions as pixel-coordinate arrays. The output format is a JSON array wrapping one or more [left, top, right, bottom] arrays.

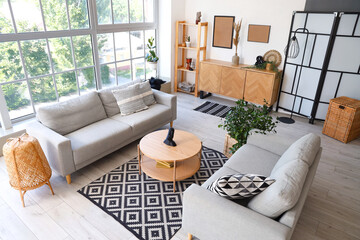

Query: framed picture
[[247, 25, 271, 43], [212, 16, 235, 49]]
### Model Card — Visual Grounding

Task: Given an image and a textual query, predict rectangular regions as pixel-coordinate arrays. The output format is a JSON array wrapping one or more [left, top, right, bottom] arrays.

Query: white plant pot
[[185, 41, 191, 47], [148, 62, 158, 70]]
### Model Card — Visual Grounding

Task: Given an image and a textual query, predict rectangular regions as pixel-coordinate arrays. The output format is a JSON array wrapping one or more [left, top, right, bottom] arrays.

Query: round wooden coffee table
[[138, 130, 202, 192]]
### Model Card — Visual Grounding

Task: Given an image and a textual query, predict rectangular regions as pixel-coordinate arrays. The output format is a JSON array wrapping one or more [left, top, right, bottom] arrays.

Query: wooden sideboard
[[199, 59, 281, 106]]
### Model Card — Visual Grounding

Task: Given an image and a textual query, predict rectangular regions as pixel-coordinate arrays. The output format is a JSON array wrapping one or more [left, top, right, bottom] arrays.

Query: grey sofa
[[26, 82, 176, 183], [182, 133, 322, 240]]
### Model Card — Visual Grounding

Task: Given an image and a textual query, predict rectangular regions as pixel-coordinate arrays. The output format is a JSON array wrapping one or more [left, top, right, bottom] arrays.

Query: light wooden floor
[[0, 93, 359, 240]]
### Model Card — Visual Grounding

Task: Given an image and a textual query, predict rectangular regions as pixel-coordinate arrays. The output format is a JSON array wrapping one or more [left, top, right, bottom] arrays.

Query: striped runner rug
[[193, 101, 232, 118]]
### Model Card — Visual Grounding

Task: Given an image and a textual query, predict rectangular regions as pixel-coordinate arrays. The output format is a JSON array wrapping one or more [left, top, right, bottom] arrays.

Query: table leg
[[173, 160, 176, 193], [137, 145, 141, 175]]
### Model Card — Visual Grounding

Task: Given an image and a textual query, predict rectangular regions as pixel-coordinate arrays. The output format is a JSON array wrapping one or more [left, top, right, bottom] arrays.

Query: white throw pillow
[[271, 133, 320, 174], [248, 160, 309, 218], [112, 84, 148, 115]]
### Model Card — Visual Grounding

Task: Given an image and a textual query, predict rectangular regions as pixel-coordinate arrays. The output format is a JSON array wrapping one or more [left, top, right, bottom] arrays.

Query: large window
[[0, 0, 156, 122]]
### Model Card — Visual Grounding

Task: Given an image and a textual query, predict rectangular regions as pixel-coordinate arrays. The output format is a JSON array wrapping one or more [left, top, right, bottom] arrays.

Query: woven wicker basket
[[3, 133, 54, 207], [322, 97, 360, 143]]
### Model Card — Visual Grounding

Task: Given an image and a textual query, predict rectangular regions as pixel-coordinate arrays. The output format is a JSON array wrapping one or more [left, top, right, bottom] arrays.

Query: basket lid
[[331, 96, 360, 109]]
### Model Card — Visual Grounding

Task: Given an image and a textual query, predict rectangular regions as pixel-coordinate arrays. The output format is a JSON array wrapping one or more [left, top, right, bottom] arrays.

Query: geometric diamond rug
[[193, 101, 232, 118], [78, 146, 228, 240]]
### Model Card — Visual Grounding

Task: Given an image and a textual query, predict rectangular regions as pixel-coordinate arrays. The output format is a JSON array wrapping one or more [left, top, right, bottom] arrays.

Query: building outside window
[[0, 0, 157, 124]]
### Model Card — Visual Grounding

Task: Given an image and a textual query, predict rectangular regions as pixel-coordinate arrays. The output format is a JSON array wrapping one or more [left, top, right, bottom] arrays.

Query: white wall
[[158, 0, 185, 87], [183, 0, 306, 67]]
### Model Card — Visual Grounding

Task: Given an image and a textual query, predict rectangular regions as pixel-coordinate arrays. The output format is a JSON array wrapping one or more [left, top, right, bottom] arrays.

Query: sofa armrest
[[246, 132, 296, 156], [153, 89, 177, 121], [182, 184, 291, 240], [26, 121, 75, 177]]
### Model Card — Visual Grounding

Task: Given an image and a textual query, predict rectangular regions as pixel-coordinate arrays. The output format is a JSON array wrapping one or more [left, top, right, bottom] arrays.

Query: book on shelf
[[156, 160, 174, 168]]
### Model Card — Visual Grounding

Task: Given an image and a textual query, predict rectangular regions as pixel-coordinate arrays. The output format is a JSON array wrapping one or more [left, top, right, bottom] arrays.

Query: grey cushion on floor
[[98, 80, 141, 117], [110, 104, 172, 136], [138, 80, 156, 106], [65, 118, 132, 165], [224, 144, 280, 177], [37, 92, 107, 135], [112, 83, 148, 115]]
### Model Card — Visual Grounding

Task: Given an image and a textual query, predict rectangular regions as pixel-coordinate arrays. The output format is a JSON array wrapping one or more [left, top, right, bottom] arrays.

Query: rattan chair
[[3, 133, 54, 207]]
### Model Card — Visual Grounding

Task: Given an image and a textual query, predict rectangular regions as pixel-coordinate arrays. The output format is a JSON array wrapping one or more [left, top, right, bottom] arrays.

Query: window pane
[[20, 39, 51, 77], [114, 32, 130, 61], [48, 37, 74, 72], [96, 0, 112, 24], [29, 76, 57, 110], [130, 31, 144, 58], [78, 67, 96, 94], [0, 42, 25, 82], [42, 0, 68, 31], [0, 1, 15, 33], [129, 0, 143, 23], [97, 33, 114, 63], [144, 0, 154, 22], [72, 35, 93, 68], [132, 58, 144, 80], [113, 0, 128, 23], [55, 71, 78, 101], [2, 81, 33, 119], [101, 63, 116, 88], [10, 0, 44, 32], [145, 29, 155, 50], [68, 0, 89, 29], [116, 61, 131, 84]]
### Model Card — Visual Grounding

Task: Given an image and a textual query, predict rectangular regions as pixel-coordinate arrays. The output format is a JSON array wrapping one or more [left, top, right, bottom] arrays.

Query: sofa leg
[[66, 174, 71, 184], [188, 233, 193, 240], [170, 121, 173, 128]]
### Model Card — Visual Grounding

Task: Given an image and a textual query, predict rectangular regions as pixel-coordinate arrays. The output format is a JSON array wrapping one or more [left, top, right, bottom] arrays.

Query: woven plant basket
[[3, 133, 54, 207]]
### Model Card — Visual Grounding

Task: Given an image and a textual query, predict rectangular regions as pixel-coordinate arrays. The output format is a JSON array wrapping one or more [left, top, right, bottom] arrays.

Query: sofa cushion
[[271, 133, 320, 174], [139, 80, 156, 106], [208, 173, 275, 199], [98, 80, 142, 117], [224, 144, 280, 177], [37, 92, 107, 135], [112, 84, 149, 115], [247, 160, 309, 218], [65, 118, 132, 165], [110, 104, 172, 136]]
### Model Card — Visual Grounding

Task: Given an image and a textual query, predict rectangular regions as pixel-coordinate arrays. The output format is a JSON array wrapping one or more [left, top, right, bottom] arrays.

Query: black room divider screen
[[276, 11, 360, 123]]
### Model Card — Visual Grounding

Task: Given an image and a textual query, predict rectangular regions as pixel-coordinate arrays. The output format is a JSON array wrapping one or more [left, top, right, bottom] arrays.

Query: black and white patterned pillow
[[208, 174, 275, 199]]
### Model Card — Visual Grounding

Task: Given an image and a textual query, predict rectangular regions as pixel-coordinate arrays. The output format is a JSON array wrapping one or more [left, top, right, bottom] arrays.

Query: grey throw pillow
[[112, 84, 148, 115], [208, 173, 275, 199], [139, 80, 156, 106]]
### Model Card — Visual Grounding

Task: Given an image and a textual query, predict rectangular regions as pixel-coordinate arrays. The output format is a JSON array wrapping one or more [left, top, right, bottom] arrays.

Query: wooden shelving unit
[[174, 21, 208, 97]]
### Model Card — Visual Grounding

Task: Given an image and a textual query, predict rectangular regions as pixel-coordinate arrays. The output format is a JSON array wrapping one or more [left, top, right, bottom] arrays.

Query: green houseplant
[[146, 37, 159, 70], [219, 99, 278, 154]]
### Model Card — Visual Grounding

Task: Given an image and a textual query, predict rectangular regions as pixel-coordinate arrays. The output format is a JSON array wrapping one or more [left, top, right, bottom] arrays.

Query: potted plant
[[232, 20, 242, 65], [185, 36, 191, 47], [219, 99, 278, 156], [146, 37, 159, 70]]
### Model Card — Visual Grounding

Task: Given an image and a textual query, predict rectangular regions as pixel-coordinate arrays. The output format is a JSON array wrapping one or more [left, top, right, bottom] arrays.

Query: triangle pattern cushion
[[207, 173, 275, 199], [248, 160, 309, 218], [271, 133, 320, 174]]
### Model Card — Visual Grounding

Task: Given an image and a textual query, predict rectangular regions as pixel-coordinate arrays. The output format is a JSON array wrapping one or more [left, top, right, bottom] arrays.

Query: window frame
[[0, 0, 158, 125]]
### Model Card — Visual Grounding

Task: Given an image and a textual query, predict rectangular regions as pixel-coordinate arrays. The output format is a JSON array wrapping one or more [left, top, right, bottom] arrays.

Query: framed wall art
[[212, 16, 235, 48], [247, 24, 271, 43]]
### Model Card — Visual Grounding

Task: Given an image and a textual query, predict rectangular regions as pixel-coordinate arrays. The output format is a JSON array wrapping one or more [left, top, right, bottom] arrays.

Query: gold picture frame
[[248, 24, 271, 43]]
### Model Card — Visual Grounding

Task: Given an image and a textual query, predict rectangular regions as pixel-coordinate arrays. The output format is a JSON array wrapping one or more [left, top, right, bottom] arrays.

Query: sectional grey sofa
[[26, 81, 176, 184], [182, 133, 322, 240]]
